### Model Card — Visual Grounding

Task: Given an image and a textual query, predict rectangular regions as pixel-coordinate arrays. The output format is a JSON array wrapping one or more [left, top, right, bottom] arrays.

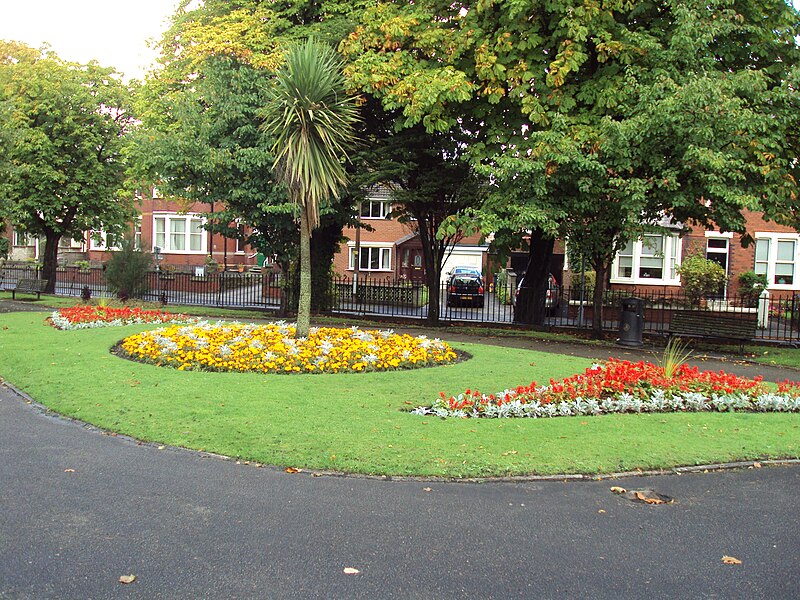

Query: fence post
[[757, 289, 770, 329]]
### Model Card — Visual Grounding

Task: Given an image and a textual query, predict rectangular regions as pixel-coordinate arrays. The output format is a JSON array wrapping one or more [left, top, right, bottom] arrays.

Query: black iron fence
[[3, 264, 799, 343]]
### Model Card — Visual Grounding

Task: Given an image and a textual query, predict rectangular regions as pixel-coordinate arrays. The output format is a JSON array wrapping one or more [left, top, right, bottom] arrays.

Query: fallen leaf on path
[[634, 491, 666, 505], [118, 575, 136, 584], [284, 467, 302, 474], [64, 469, 75, 473], [722, 556, 742, 565], [610, 486, 626, 494], [753, 461, 762, 468], [422, 487, 432, 492], [343, 568, 360, 575]]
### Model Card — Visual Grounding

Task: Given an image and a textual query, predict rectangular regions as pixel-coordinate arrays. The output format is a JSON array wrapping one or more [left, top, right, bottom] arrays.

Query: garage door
[[441, 249, 485, 282]]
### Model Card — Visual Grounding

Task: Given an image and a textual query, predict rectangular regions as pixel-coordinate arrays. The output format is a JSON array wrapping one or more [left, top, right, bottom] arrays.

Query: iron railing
[[2, 264, 799, 343]]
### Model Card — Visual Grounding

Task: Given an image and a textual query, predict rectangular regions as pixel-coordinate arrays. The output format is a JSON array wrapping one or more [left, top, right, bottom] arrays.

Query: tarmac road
[[1, 383, 799, 600]]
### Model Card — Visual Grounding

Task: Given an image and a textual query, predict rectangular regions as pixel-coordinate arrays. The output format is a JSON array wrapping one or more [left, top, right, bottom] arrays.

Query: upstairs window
[[360, 199, 392, 219]]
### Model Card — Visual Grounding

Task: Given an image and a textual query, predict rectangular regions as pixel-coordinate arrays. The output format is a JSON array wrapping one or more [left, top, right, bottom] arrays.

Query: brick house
[[331, 187, 491, 283], [583, 211, 800, 299], [84, 192, 259, 273]]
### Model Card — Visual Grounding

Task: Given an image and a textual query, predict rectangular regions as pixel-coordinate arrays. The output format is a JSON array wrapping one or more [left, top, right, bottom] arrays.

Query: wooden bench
[[669, 310, 757, 353], [9, 278, 48, 300]]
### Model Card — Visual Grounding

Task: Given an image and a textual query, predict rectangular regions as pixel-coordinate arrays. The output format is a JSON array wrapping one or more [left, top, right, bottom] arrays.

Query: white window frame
[[610, 233, 682, 285], [360, 199, 392, 219], [234, 222, 247, 254], [754, 232, 800, 290], [13, 230, 32, 247], [89, 230, 121, 251], [347, 242, 393, 271], [153, 213, 207, 254]]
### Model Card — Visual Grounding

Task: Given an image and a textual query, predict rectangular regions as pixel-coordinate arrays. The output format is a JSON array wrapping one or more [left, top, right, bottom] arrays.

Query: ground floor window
[[754, 233, 800, 288], [154, 214, 206, 254], [13, 230, 32, 247], [611, 233, 681, 285], [348, 245, 392, 271]]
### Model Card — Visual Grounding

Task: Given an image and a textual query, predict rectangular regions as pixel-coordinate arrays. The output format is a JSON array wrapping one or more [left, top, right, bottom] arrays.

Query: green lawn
[[1, 310, 798, 477]]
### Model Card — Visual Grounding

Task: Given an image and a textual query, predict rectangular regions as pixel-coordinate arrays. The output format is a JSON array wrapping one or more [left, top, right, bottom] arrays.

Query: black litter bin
[[618, 297, 645, 346]]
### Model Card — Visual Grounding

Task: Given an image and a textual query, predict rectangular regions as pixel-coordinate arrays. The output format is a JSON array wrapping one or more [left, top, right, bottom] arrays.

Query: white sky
[[0, 0, 798, 82], [0, 0, 181, 80]]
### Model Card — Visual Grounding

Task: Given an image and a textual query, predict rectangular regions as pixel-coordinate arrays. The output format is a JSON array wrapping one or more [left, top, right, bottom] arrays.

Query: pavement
[[1, 300, 799, 598]]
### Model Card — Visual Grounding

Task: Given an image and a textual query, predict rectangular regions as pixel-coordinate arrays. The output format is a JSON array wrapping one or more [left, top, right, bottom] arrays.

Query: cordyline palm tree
[[260, 39, 359, 338]]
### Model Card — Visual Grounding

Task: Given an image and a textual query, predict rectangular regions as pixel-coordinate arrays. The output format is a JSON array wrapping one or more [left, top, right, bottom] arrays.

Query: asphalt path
[[1, 384, 799, 599]]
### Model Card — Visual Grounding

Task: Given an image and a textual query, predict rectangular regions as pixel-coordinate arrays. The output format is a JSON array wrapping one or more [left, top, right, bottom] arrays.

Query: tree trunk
[[590, 259, 608, 339], [296, 206, 312, 338], [513, 229, 554, 325], [41, 232, 60, 294], [423, 246, 441, 325]]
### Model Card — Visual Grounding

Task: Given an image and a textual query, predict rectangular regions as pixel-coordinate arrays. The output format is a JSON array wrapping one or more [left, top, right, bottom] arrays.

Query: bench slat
[[670, 311, 756, 344], [10, 278, 48, 299]]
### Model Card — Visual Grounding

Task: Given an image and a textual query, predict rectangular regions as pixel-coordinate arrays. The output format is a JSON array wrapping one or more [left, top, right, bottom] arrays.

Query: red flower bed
[[50, 305, 195, 329], [436, 359, 791, 415]]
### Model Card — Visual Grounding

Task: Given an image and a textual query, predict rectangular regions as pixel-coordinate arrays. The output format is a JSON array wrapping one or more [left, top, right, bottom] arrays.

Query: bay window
[[154, 214, 206, 254], [611, 233, 681, 285], [754, 233, 800, 288]]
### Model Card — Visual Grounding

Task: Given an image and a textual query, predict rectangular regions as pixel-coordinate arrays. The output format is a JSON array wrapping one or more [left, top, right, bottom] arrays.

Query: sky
[[0, 0, 182, 80]]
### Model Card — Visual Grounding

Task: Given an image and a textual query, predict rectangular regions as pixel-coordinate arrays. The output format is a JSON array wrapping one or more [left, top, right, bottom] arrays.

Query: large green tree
[[260, 39, 360, 337], [0, 42, 136, 292], [343, 0, 800, 334], [136, 1, 369, 315]]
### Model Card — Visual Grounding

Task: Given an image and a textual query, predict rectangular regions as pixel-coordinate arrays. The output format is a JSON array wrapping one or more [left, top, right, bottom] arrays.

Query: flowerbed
[[414, 358, 800, 418], [117, 322, 458, 374], [50, 305, 199, 330]]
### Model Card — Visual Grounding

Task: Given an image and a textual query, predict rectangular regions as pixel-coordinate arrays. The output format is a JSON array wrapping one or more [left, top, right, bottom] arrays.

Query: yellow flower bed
[[118, 322, 458, 374]]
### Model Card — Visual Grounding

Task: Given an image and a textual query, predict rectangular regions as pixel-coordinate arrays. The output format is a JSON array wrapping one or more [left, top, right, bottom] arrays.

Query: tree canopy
[[343, 0, 800, 331], [0, 41, 136, 292]]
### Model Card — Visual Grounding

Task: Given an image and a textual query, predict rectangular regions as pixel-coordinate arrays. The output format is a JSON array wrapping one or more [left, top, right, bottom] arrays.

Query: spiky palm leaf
[[260, 39, 359, 337], [261, 39, 359, 230]]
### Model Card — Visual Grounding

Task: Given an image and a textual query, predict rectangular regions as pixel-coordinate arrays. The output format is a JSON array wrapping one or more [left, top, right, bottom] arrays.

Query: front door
[[400, 248, 425, 282]]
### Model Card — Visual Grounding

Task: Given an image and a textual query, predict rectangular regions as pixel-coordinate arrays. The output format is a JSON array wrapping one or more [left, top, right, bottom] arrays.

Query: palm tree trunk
[[296, 206, 312, 338]]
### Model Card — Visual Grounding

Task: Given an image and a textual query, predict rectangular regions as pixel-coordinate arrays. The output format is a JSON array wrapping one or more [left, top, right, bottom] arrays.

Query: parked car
[[513, 272, 560, 311], [446, 273, 485, 307], [448, 266, 482, 278]]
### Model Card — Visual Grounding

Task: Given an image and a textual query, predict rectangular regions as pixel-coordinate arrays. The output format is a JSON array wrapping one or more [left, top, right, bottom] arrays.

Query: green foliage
[[259, 39, 360, 337], [343, 0, 800, 334], [0, 42, 136, 292], [495, 269, 511, 305], [260, 39, 360, 229], [103, 239, 152, 300], [661, 337, 693, 380], [570, 270, 596, 299], [738, 271, 769, 307], [676, 255, 728, 306], [0, 236, 9, 261]]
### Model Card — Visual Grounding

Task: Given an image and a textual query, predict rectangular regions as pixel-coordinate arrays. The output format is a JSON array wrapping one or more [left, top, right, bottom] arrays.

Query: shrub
[[738, 271, 768, 307], [0, 237, 9, 261], [103, 239, 152, 300], [676, 255, 727, 306], [496, 270, 511, 304], [569, 270, 596, 299]]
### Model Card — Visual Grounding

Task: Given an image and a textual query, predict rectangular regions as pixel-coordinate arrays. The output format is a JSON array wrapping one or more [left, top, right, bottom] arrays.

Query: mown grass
[[1, 310, 798, 477]]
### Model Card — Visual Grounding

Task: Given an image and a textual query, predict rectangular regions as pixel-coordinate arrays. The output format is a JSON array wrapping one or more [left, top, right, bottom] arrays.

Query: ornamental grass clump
[[415, 358, 800, 418], [117, 322, 457, 374], [50, 305, 198, 330]]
